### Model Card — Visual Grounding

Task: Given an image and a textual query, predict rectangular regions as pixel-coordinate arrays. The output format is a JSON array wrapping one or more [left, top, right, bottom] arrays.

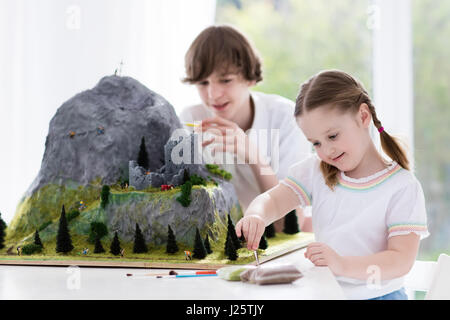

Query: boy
[[180, 25, 311, 232]]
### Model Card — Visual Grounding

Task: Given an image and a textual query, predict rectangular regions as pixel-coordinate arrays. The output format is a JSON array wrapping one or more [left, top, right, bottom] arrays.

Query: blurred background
[[0, 0, 448, 270]]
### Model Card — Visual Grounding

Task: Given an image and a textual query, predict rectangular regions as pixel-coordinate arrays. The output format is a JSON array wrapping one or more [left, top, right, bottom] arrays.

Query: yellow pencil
[[183, 122, 200, 127]]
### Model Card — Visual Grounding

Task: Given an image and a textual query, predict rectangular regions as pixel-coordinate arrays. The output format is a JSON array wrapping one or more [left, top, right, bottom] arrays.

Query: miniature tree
[[283, 210, 300, 234], [110, 232, 122, 255], [264, 223, 276, 238], [227, 214, 242, 249], [133, 223, 148, 253], [88, 221, 108, 243], [0, 212, 6, 250], [94, 235, 105, 253], [137, 136, 149, 170], [192, 228, 207, 259], [34, 230, 44, 249], [166, 225, 179, 254], [100, 185, 110, 209], [183, 169, 190, 184], [258, 234, 268, 250], [56, 205, 74, 253], [224, 232, 238, 261], [204, 234, 212, 254], [176, 181, 192, 207]]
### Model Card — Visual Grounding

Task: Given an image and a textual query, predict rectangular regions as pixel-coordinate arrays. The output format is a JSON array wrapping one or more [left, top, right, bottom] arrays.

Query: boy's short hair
[[182, 24, 263, 84]]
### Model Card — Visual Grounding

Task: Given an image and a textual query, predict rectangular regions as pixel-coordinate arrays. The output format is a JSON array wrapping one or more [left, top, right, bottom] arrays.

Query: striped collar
[[338, 162, 403, 191]]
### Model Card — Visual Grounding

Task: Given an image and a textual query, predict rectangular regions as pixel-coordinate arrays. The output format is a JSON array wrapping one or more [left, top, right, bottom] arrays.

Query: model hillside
[[1, 75, 306, 265]]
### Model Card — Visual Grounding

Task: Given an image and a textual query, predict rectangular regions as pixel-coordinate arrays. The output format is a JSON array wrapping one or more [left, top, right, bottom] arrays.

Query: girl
[[235, 70, 429, 300], [179, 25, 312, 232]]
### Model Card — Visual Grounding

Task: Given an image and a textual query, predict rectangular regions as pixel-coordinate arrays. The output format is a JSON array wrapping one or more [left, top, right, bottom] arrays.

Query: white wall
[[0, 0, 216, 223], [372, 0, 414, 163]]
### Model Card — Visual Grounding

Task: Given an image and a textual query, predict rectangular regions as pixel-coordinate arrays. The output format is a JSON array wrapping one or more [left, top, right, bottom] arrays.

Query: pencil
[[156, 274, 218, 279], [126, 270, 216, 277], [182, 122, 200, 127]]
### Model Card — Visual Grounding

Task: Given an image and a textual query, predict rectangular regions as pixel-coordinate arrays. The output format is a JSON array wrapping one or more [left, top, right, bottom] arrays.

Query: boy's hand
[[235, 215, 266, 250], [198, 116, 258, 164], [304, 242, 345, 276]]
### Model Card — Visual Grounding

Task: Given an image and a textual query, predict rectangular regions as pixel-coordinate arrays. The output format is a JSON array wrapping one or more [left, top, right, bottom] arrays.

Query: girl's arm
[[236, 183, 301, 250], [305, 233, 420, 281]]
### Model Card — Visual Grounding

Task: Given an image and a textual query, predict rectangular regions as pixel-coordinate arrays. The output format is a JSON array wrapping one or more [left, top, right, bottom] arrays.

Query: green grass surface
[[0, 232, 314, 266]]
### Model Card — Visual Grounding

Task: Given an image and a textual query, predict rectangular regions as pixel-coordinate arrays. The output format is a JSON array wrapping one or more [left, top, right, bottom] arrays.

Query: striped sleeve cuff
[[387, 223, 429, 240], [280, 177, 312, 207]]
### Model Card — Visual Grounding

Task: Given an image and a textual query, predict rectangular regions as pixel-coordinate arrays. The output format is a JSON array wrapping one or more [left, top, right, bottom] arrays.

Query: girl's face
[[195, 70, 256, 121], [297, 105, 372, 172]]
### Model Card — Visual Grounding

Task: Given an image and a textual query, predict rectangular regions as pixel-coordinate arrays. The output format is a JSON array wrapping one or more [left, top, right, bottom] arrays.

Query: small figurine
[[97, 126, 105, 135], [184, 250, 192, 261], [78, 201, 86, 211]]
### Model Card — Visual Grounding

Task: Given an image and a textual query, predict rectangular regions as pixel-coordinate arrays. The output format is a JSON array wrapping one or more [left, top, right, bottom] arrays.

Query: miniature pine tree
[[258, 234, 268, 250], [224, 232, 238, 261], [203, 234, 212, 254], [0, 212, 6, 250], [133, 223, 148, 253], [34, 230, 44, 249], [283, 210, 300, 234], [264, 223, 276, 238], [110, 232, 121, 255], [56, 205, 74, 253], [137, 136, 149, 170], [100, 185, 110, 209], [166, 225, 179, 254], [192, 228, 207, 259], [94, 235, 105, 253], [183, 169, 190, 184], [227, 214, 241, 249]]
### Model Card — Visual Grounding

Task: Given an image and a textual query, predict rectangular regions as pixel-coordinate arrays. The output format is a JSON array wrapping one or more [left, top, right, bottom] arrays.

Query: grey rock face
[[105, 179, 240, 246], [129, 132, 211, 190], [27, 75, 181, 195]]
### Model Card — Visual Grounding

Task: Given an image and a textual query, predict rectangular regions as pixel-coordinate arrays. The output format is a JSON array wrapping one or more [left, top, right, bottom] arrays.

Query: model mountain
[[6, 75, 241, 247]]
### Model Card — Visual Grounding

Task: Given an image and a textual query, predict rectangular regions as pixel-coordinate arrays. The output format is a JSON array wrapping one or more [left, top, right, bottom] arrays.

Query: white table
[[0, 248, 346, 300]]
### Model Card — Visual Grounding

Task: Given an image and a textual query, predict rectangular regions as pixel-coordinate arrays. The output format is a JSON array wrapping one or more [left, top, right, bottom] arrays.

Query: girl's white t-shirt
[[280, 154, 429, 300], [179, 91, 311, 212]]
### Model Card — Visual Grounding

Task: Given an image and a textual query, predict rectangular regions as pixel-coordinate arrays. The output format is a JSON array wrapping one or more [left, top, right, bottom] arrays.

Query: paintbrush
[[254, 250, 260, 266]]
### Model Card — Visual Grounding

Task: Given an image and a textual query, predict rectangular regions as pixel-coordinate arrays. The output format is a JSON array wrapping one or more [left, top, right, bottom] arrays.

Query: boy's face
[[195, 70, 256, 121]]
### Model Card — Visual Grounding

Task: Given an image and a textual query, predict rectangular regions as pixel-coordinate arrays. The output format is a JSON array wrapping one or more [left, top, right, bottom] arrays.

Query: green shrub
[[205, 164, 232, 181], [67, 209, 80, 222], [176, 181, 192, 207], [189, 174, 207, 186], [88, 221, 108, 243], [22, 243, 43, 255], [38, 221, 52, 231]]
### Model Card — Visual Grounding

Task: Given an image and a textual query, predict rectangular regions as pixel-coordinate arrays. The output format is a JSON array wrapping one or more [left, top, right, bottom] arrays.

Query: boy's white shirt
[[281, 154, 429, 300], [179, 90, 311, 212]]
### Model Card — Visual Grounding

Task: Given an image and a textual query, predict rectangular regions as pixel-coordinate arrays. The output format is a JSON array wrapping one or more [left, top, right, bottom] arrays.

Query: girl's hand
[[235, 215, 266, 251], [198, 116, 258, 164], [304, 242, 345, 276]]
